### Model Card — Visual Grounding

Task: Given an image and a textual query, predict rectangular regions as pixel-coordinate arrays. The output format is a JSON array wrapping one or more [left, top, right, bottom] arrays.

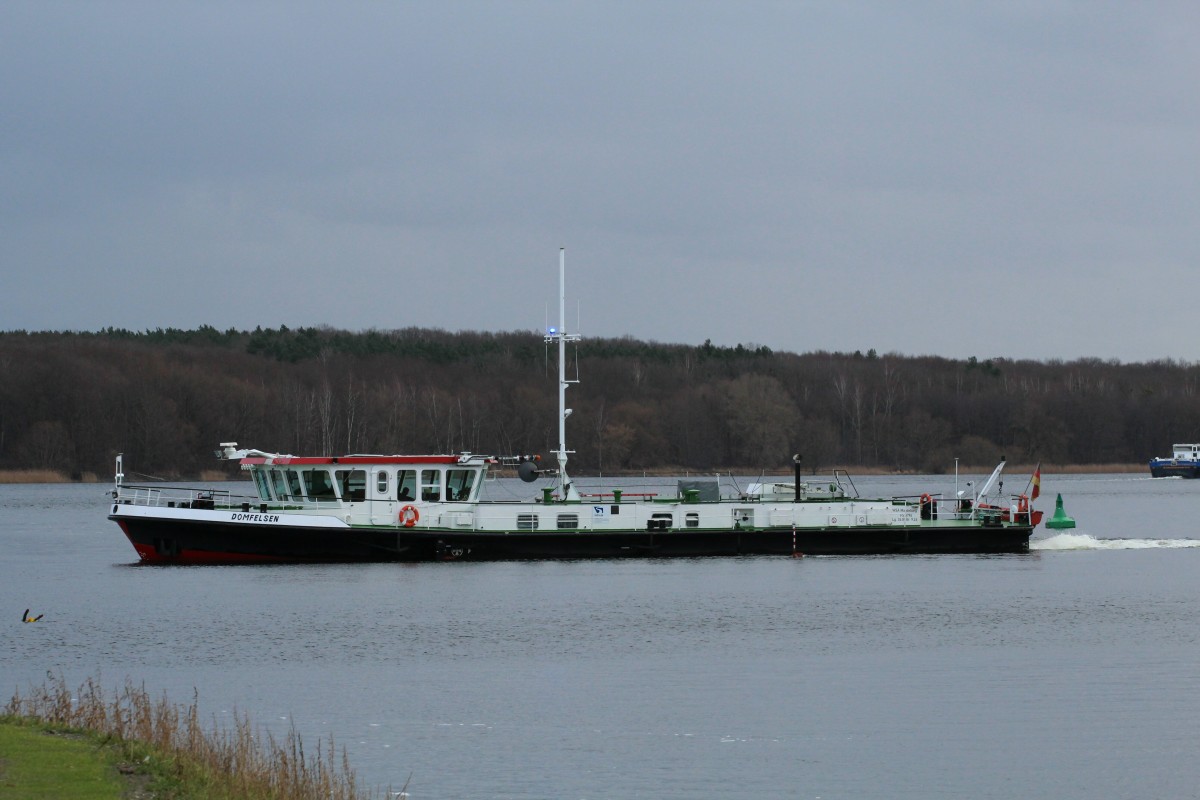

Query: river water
[[3, 472, 1200, 799]]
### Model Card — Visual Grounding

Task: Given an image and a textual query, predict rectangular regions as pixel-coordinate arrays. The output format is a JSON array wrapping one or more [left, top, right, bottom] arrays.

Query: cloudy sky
[[3, 2, 1198, 362]]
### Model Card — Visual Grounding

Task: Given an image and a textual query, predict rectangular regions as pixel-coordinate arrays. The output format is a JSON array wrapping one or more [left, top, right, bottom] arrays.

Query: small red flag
[[1030, 464, 1041, 501]]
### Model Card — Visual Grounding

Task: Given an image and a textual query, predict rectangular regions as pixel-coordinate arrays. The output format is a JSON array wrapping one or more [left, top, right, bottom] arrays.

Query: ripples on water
[[4, 474, 1200, 799]]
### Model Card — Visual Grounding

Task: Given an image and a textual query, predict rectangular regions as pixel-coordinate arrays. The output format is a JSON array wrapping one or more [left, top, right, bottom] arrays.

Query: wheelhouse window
[[335, 469, 367, 502], [303, 469, 337, 501], [397, 469, 417, 502], [269, 470, 289, 501], [420, 469, 441, 502], [376, 470, 389, 495], [269, 469, 303, 501], [286, 470, 304, 500], [252, 471, 273, 501], [446, 469, 476, 501]]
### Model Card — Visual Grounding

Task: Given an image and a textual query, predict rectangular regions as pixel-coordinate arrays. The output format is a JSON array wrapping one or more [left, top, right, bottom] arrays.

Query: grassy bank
[[3, 675, 387, 799], [0, 721, 126, 798]]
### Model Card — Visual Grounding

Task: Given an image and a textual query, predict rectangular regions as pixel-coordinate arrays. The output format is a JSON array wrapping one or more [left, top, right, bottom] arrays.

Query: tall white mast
[[546, 247, 581, 502]]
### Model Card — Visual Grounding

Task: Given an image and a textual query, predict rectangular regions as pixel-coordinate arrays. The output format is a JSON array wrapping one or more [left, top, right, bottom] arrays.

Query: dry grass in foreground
[[5, 674, 389, 800]]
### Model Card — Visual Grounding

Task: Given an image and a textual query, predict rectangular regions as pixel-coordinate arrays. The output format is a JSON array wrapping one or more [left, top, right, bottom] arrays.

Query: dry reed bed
[[590, 462, 1145, 478], [0, 469, 73, 483], [4, 674, 384, 800], [0, 463, 1147, 484]]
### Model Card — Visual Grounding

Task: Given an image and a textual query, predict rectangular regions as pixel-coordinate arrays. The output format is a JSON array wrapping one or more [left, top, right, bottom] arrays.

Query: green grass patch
[[0, 720, 123, 799], [0, 716, 201, 799]]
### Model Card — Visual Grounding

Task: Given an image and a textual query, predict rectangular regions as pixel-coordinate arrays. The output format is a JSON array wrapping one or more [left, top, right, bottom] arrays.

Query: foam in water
[[1032, 533, 1200, 550]]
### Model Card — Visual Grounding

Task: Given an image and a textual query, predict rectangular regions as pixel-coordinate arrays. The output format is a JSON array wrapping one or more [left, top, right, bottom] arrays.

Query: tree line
[[1, 326, 1195, 478]]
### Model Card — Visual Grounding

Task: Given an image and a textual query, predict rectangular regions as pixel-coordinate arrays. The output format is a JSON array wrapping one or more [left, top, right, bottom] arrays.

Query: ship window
[[303, 469, 336, 501], [269, 470, 289, 500], [446, 469, 476, 501], [335, 469, 366, 502], [397, 469, 417, 502], [253, 471, 273, 501], [286, 470, 304, 500], [420, 469, 442, 502], [556, 513, 579, 529], [517, 513, 539, 530], [376, 470, 389, 495], [685, 512, 700, 528]]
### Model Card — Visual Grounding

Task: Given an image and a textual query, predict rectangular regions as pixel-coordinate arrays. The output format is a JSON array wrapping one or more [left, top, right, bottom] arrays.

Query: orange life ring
[[1017, 494, 1029, 513], [399, 505, 420, 527], [920, 493, 932, 505]]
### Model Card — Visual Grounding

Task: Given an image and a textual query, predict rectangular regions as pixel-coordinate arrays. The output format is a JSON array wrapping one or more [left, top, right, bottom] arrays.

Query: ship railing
[[578, 492, 660, 500], [900, 493, 980, 521], [898, 492, 1038, 523], [958, 493, 1038, 525], [114, 483, 259, 510], [830, 469, 858, 497]]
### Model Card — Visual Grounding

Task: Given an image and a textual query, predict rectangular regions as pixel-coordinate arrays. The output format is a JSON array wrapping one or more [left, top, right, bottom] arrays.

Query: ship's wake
[[1032, 533, 1200, 550]]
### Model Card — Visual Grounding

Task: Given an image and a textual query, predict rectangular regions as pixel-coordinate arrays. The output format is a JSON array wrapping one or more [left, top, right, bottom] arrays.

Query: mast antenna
[[546, 247, 582, 502]]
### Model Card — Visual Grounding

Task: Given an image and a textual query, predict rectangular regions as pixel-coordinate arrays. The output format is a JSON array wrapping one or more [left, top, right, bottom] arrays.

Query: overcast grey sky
[[3, 2, 1198, 362]]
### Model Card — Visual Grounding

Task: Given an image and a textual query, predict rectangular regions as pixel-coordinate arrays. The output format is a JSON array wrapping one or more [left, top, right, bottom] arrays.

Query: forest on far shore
[[0, 325, 1194, 479]]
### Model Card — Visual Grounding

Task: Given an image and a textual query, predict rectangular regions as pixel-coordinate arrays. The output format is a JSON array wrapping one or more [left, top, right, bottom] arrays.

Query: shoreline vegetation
[[2, 675, 388, 799], [2, 327, 1193, 481], [0, 469, 101, 484], [0, 463, 1149, 485]]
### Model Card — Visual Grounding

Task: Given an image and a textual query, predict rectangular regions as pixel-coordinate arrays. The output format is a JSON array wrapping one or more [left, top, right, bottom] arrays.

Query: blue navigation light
[[548, 327, 558, 335]]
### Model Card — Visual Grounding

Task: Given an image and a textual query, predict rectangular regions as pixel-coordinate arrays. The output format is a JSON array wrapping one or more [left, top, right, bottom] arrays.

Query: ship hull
[[1149, 461, 1200, 478], [114, 514, 1033, 564]]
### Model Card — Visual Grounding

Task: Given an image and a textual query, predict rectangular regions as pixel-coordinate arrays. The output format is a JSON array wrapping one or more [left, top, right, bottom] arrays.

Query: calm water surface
[[3, 472, 1200, 799]]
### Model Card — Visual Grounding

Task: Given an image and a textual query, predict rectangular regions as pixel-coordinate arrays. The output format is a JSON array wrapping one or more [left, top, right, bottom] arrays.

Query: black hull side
[[115, 517, 414, 563], [114, 515, 1033, 564], [1149, 465, 1200, 478], [420, 526, 1033, 560]]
